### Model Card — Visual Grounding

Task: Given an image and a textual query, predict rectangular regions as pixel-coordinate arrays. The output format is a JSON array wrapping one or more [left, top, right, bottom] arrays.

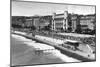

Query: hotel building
[[79, 15, 95, 31], [52, 11, 68, 32]]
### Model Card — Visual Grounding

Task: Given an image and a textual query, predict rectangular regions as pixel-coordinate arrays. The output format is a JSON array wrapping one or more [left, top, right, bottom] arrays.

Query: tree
[[31, 25, 36, 31], [43, 23, 51, 31]]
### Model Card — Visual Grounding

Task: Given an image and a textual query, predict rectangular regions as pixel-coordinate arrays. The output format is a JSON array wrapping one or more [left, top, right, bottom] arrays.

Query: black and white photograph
[[11, 0, 96, 67]]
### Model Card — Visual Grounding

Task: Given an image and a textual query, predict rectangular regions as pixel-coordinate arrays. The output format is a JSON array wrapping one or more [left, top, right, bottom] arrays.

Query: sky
[[12, 0, 96, 16]]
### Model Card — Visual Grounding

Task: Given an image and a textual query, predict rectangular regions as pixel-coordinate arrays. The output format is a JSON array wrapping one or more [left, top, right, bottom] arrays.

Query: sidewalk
[[58, 33, 95, 38]]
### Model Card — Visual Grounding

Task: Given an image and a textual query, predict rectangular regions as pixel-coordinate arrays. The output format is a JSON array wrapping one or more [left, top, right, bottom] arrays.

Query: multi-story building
[[32, 16, 40, 29], [70, 14, 80, 32], [79, 14, 96, 34], [32, 15, 52, 30], [80, 14, 95, 30], [25, 17, 33, 27], [52, 11, 68, 32]]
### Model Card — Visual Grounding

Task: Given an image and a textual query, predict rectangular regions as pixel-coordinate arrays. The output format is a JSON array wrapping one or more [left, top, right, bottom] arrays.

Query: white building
[[52, 11, 68, 31]]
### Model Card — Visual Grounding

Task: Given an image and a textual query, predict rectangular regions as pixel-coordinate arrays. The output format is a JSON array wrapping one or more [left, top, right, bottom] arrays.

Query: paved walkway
[[58, 33, 95, 38]]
